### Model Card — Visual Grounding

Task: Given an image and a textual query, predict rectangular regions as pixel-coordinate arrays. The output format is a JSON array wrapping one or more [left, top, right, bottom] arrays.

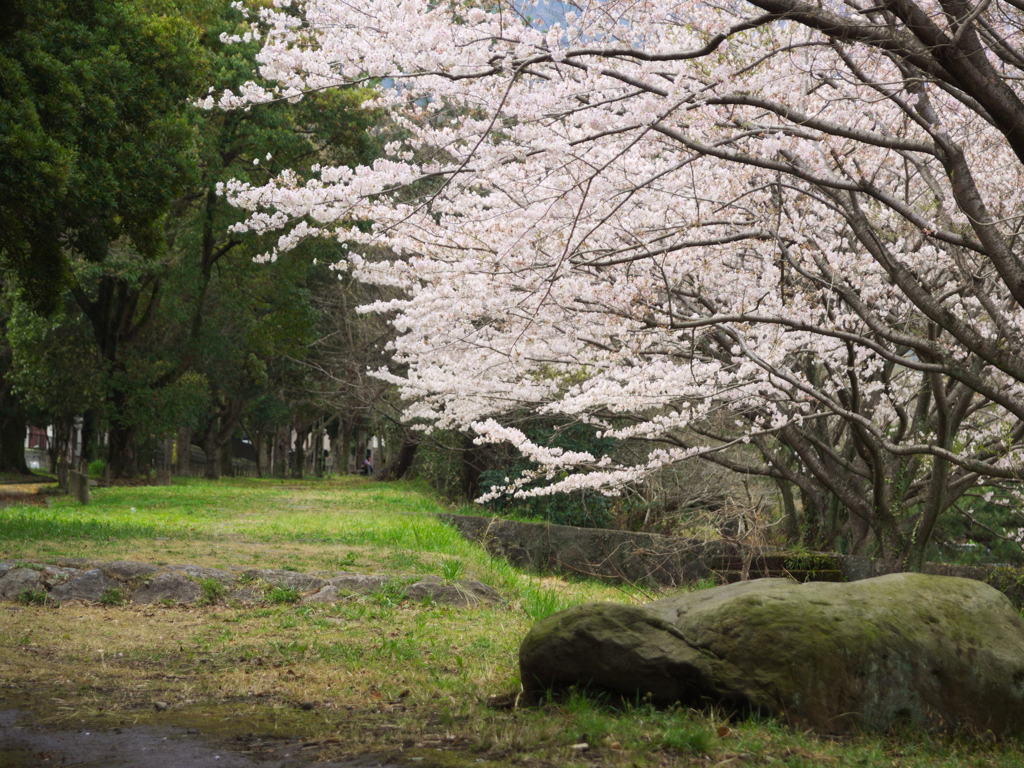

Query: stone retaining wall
[[0, 559, 503, 608], [439, 513, 1024, 606], [439, 513, 735, 586]]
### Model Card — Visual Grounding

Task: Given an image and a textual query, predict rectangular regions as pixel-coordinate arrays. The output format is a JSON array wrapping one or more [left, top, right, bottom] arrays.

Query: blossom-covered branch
[[216, 0, 1024, 568]]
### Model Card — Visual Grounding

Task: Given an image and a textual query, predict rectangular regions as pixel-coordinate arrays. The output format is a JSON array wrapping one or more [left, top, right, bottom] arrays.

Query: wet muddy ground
[[0, 709, 409, 768]]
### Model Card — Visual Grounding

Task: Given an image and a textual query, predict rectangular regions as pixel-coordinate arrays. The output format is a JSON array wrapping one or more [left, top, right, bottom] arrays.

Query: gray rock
[[0, 568, 45, 600], [519, 574, 1024, 734], [303, 585, 343, 604], [242, 569, 326, 592], [227, 587, 264, 603], [38, 566, 80, 588], [68, 470, 89, 504], [100, 561, 161, 580], [50, 569, 114, 602], [405, 580, 505, 607], [130, 573, 202, 605], [54, 558, 93, 569], [325, 574, 392, 593], [165, 564, 233, 583]]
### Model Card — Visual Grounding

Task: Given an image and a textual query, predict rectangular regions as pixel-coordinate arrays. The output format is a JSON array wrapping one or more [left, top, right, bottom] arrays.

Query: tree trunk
[[70, 419, 78, 469], [291, 425, 307, 479], [0, 319, 28, 475], [339, 418, 352, 474], [275, 427, 290, 477], [244, 423, 265, 478], [203, 425, 221, 479], [379, 439, 419, 481], [220, 440, 235, 477], [107, 422, 139, 478], [79, 409, 99, 470], [460, 435, 488, 500], [48, 418, 73, 475], [775, 478, 800, 547], [847, 505, 872, 556], [176, 426, 192, 476], [0, 408, 29, 474], [312, 420, 325, 477]]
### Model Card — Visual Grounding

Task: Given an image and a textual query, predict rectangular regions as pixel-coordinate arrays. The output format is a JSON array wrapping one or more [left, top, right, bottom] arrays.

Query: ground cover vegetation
[[2, 477, 1024, 767]]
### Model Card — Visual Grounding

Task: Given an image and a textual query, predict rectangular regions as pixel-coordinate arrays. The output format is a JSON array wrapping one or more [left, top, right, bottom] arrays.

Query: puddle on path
[[0, 710, 405, 768]]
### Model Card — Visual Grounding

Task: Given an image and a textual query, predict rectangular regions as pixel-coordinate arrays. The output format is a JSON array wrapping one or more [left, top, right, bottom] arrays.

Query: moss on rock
[[519, 574, 1024, 734]]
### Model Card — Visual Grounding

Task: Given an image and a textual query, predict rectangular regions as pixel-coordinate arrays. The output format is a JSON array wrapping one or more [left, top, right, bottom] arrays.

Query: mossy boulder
[[519, 574, 1024, 734]]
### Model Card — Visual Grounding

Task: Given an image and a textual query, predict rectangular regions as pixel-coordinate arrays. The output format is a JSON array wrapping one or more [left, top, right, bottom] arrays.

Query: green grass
[[0, 476, 470, 547], [0, 510, 163, 541], [0, 476, 617, 609], [266, 586, 301, 604], [17, 588, 49, 606], [99, 586, 128, 606], [439, 556, 465, 582], [196, 578, 226, 605], [2, 476, 1024, 767]]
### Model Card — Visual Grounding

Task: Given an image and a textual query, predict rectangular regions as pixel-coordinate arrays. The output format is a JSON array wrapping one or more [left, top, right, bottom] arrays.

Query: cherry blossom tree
[[216, 0, 1024, 568]]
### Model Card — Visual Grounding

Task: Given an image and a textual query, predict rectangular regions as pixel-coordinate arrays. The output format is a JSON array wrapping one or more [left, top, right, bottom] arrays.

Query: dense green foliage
[[0, 0, 202, 311], [0, 0, 385, 478]]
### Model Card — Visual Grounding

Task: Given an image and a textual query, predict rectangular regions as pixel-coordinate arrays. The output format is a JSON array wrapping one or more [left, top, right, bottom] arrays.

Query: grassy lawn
[[1, 476, 1022, 767]]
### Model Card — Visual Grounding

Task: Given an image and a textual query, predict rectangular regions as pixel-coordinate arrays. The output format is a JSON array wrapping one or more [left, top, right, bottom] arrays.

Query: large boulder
[[519, 574, 1024, 734]]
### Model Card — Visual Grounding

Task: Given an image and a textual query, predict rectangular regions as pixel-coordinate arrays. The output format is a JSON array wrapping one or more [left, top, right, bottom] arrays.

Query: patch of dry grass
[[1, 597, 526, 756]]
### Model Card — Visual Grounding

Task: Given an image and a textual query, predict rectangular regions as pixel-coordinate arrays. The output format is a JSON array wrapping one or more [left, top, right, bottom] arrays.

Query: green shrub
[[196, 578, 226, 605], [521, 583, 573, 621], [87, 459, 106, 478], [100, 587, 128, 606], [267, 586, 300, 604], [18, 588, 50, 606], [370, 580, 408, 607], [439, 557, 465, 583]]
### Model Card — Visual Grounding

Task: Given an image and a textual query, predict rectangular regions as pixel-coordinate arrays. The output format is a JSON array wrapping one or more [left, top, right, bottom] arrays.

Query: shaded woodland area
[[0, 0, 417, 481]]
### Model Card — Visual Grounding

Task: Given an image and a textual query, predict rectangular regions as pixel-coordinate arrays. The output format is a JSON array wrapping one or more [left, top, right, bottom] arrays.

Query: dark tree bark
[[0, 331, 30, 474], [460, 435, 490, 501], [220, 441, 235, 477], [0, 408, 30, 475], [378, 438, 420, 481], [105, 384, 140, 478], [198, 397, 245, 480], [291, 424, 310, 479], [176, 426, 192, 477]]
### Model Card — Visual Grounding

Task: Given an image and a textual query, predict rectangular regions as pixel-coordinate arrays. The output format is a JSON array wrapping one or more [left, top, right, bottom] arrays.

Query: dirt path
[[0, 709, 408, 768]]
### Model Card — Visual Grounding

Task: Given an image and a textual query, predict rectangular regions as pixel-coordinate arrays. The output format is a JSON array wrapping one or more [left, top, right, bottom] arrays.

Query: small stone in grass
[[154, 701, 168, 711], [299, 701, 315, 711]]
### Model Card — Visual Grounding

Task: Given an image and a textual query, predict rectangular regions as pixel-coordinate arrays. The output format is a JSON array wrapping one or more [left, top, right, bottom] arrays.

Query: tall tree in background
[[221, 0, 1024, 568], [169, 3, 376, 477], [0, 286, 30, 474], [0, 0, 203, 473], [1, 0, 377, 477]]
